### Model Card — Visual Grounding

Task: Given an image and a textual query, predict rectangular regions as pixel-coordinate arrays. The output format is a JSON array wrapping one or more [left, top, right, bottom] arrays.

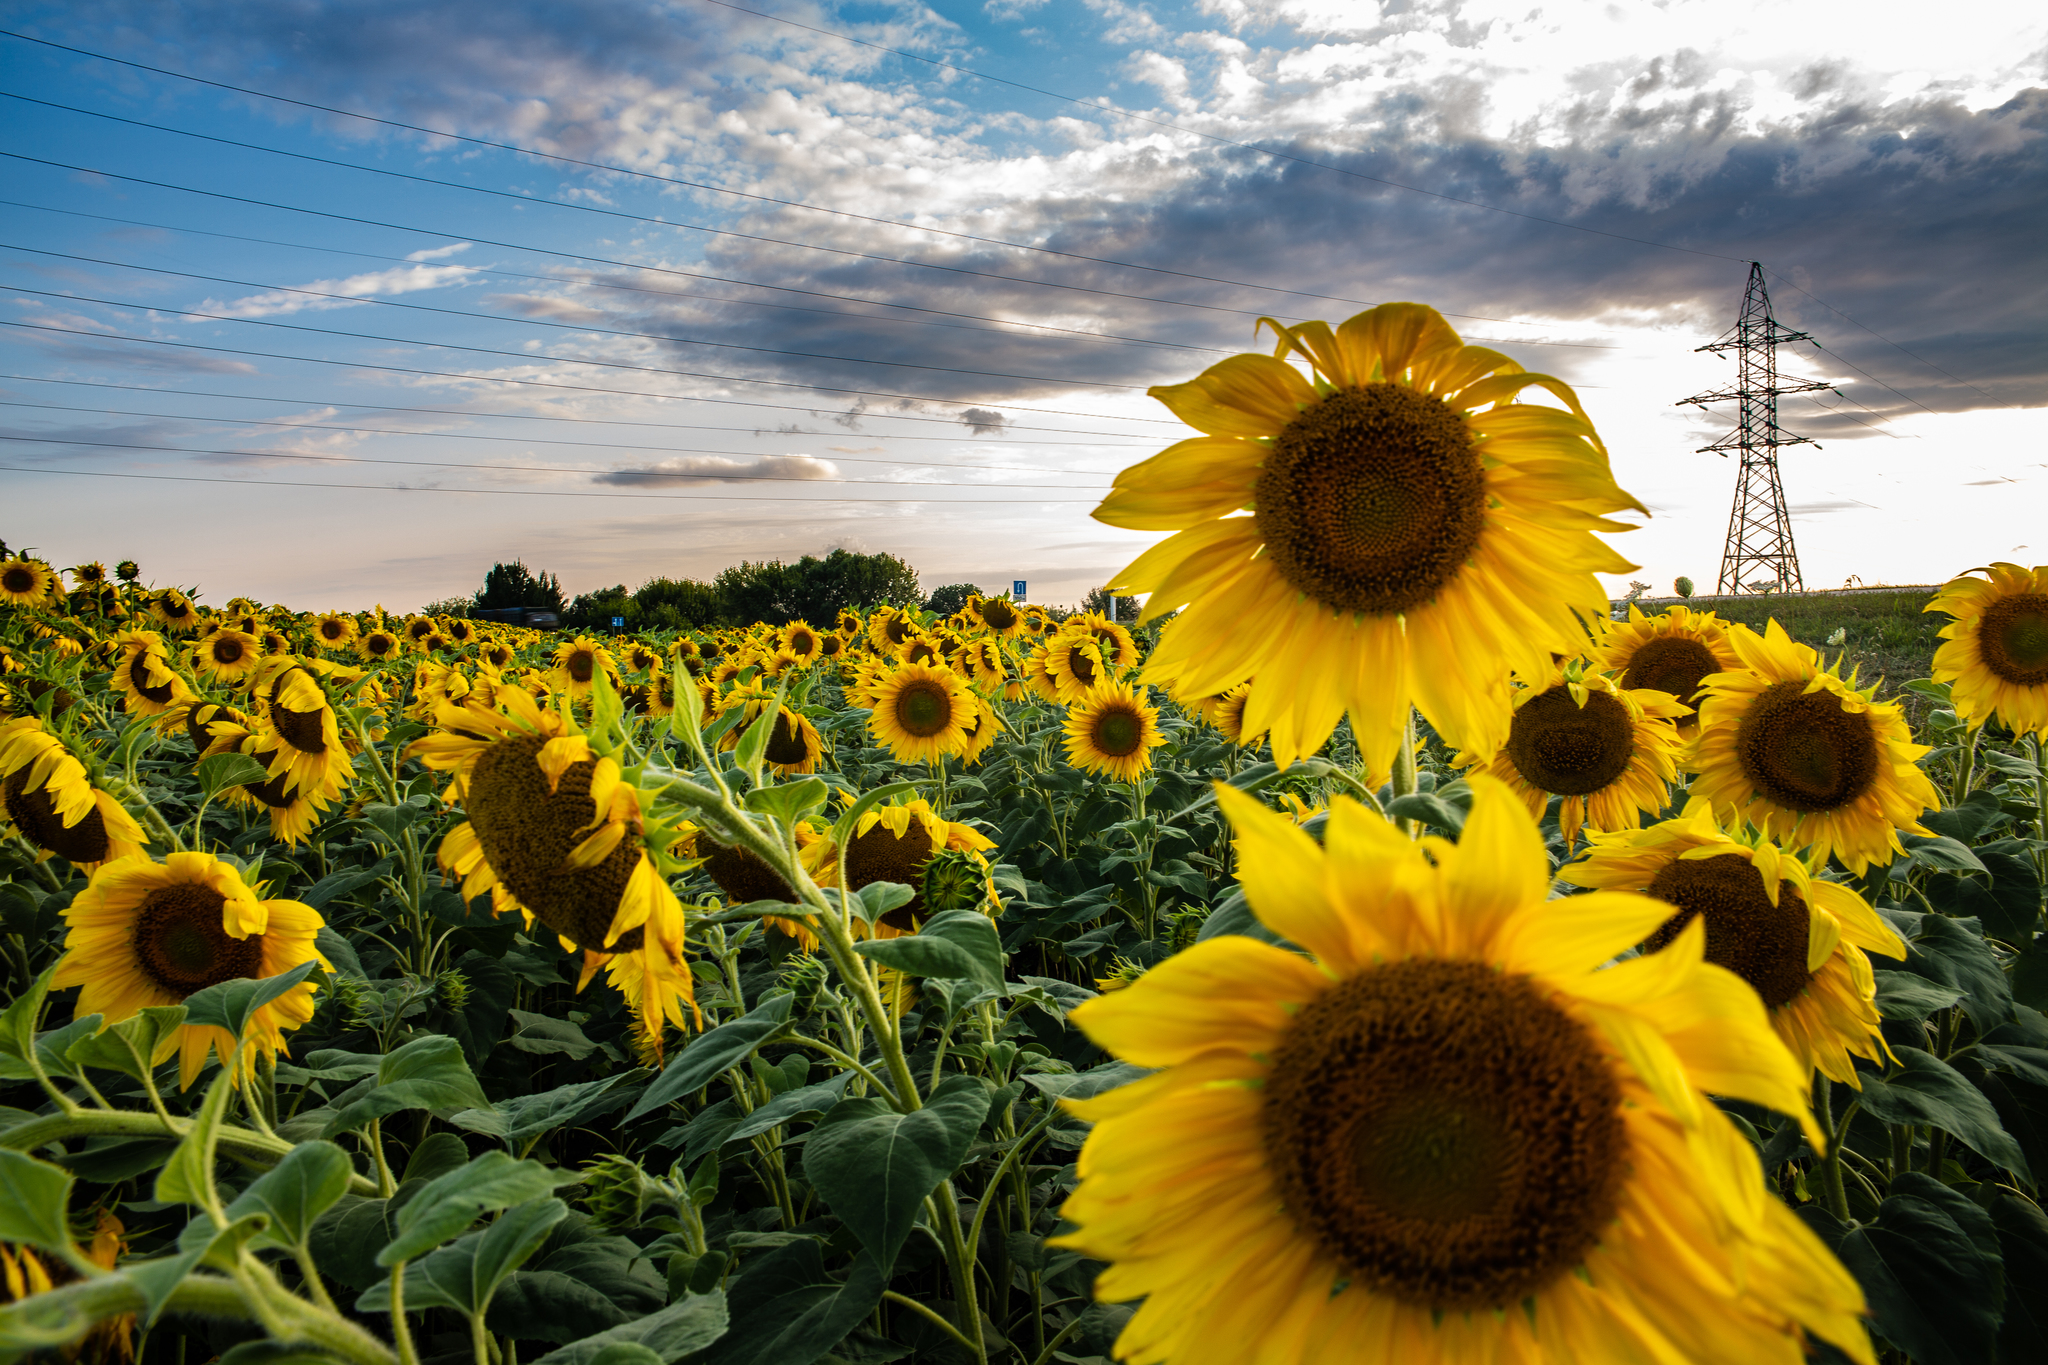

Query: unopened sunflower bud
[[919, 848, 986, 916], [581, 1154, 659, 1232], [434, 969, 471, 1010]]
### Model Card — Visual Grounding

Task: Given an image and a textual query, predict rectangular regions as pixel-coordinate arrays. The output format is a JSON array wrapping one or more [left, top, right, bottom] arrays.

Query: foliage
[[474, 562, 568, 615], [923, 583, 982, 616]]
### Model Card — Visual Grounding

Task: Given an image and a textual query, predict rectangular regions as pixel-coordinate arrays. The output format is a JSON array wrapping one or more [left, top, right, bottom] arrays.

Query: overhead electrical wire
[[0, 197, 1234, 357], [0, 374, 1158, 445], [0, 295, 1186, 424], [0, 104, 1618, 351], [0, 433, 1111, 488], [0, 260, 1158, 394], [0, 400, 1128, 475], [0, 27, 1657, 330], [0, 318, 1186, 428], [0, 463, 1104, 503]]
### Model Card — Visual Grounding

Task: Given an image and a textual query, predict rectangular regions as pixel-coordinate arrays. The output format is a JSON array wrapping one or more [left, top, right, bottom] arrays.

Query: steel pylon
[[1677, 263, 1834, 595]]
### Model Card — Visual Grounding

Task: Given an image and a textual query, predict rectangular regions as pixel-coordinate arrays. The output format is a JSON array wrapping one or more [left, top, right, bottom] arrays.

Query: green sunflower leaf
[[181, 960, 322, 1041], [1856, 1048, 2031, 1180], [800, 1073, 992, 1272], [379, 1151, 567, 1265], [0, 1147, 76, 1255], [625, 992, 795, 1121]]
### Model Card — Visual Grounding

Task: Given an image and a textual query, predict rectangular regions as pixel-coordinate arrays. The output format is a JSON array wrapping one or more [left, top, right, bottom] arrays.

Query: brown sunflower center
[[3, 566, 37, 594], [1502, 686, 1635, 796], [1254, 383, 1485, 618], [893, 680, 954, 737], [211, 639, 245, 665], [1620, 636, 1721, 710], [1736, 680, 1878, 813], [3, 769, 111, 863], [1978, 593, 2048, 687], [1067, 649, 1097, 686], [903, 641, 937, 666], [980, 599, 1017, 630], [186, 703, 246, 751], [701, 837, 798, 904], [885, 620, 911, 646], [845, 818, 937, 931], [366, 635, 393, 656], [790, 630, 815, 655], [408, 620, 434, 641], [1092, 706, 1144, 757], [765, 712, 810, 765], [464, 730, 646, 953], [319, 620, 346, 640], [133, 883, 264, 995], [1263, 959, 1625, 1312], [273, 702, 328, 755], [566, 651, 595, 683], [1644, 853, 1813, 1009]]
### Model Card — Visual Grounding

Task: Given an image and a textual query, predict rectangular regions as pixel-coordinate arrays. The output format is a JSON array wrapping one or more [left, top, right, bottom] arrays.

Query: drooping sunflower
[[0, 718, 149, 869], [1208, 680, 1264, 747], [957, 691, 1004, 766], [762, 705, 824, 776], [1065, 682, 1166, 782], [1054, 776, 1870, 1365], [1691, 621, 1938, 874], [1041, 634, 1109, 705], [0, 557, 55, 607], [357, 628, 400, 662], [1461, 670, 1689, 845], [1097, 302, 1644, 772], [693, 822, 823, 949], [193, 628, 261, 684], [411, 688, 697, 1050], [868, 662, 975, 763], [970, 594, 1026, 639], [111, 628, 193, 720], [1590, 602, 1742, 722], [249, 659, 353, 803], [152, 591, 201, 634], [182, 700, 251, 759], [800, 797, 998, 935], [1562, 797, 1904, 1088], [1927, 561, 2048, 739], [53, 851, 327, 1088], [235, 741, 333, 846]]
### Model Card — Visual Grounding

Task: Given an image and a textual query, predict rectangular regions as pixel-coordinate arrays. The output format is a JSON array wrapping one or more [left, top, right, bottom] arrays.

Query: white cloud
[[405, 243, 472, 262], [592, 453, 840, 485], [201, 264, 478, 318]]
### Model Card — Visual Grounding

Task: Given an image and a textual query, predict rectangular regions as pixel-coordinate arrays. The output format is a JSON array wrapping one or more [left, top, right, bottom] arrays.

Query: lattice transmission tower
[[1678, 262, 1834, 595]]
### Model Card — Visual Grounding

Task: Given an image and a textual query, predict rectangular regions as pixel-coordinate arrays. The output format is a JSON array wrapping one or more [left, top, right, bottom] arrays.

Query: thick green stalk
[[0, 1108, 382, 1197]]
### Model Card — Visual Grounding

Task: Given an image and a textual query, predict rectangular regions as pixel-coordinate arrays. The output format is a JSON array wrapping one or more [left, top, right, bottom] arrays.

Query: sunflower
[[835, 609, 863, 638], [780, 620, 825, 664], [970, 594, 1026, 639], [1590, 602, 1742, 722], [1098, 303, 1643, 772], [694, 823, 823, 948], [446, 618, 477, 645], [193, 628, 261, 684], [411, 688, 697, 1049], [1042, 634, 1109, 705], [895, 634, 943, 668], [480, 638, 516, 670], [1691, 621, 1938, 875], [52, 851, 327, 1088], [403, 614, 437, 646], [259, 628, 293, 657], [816, 633, 844, 663], [112, 628, 194, 720], [249, 660, 353, 803], [357, 628, 400, 662], [1053, 776, 1869, 1365], [1069, 612, 1139, 670], [1562, 797, 1904, 1088], [0, 719, 149, 869], [236, 742, 333, 846], [182, 701, 251, 760], [1927, 561, 2048, 739], [957, 691, 1004, 766], [1065, 682, 1166, 782], [1208, 681, 1265, 747], [1460, 669, 1689, 845], [70, 561, 108, 587], [800, 797, 997, 935], [762, 706, 824, 775], [868, 662, 975, 763], [0, 557, 55, 607], [152, 591, 201, 633]]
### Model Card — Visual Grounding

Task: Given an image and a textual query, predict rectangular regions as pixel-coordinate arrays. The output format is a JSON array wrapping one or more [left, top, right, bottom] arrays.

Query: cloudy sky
[[1, 0, 2042, 611]]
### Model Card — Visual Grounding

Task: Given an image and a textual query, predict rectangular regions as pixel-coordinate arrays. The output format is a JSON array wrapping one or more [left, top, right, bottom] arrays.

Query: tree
[[473, 561, 565, 614], [633, 576, 724, 630], [563, 584, 635, 631], [924, 583, 980, 616], [1083, 587, 1141, 621]]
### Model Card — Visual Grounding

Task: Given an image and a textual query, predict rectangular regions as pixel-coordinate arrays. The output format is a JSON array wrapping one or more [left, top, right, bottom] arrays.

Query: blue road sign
[[1013, 580, 1027, 599], [611, 615, 625, 629]]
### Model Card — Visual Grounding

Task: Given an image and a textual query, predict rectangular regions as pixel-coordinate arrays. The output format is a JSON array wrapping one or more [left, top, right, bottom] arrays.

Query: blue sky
[[1, 0, 2043, 611]]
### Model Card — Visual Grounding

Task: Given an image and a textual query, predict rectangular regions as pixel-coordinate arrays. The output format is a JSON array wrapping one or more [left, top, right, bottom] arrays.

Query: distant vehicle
[[473, 607, 560, 628]]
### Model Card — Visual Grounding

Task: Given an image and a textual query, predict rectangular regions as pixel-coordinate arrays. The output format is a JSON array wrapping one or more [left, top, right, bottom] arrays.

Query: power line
[[1762, 268, 2015, 411], [0, 318, 1187, 428], [0, 26, 1672, 326], [0, 152, 1623, 351], [0, 462, 1104, 503], [0, 251, 1157, 393], [0, 196, 1230, 357], [0, 433, 1110, 488], [0, 373, 1157, 444], [0, 400, 1126, 475], [0, 290, 1186, 424]]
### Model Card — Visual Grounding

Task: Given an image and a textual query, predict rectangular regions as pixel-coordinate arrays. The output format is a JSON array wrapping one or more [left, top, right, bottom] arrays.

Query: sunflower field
[[1, 304, 2046, 1365]]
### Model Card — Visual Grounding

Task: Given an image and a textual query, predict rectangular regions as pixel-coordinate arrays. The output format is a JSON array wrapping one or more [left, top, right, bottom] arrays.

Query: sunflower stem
[[1390, 708, 1420, 835], [0, 1106, 373, 1195], [1815, 1076, 1853, 1221], [12, 835, 64, 890], [2029, 734, 2047, 903], [108, 774, 185, 853], [881, 1290, 980, 1356], [366, 1118, 398, 1197], [386, 1259, 421, 1365], [1951, 723, 1980, 807]]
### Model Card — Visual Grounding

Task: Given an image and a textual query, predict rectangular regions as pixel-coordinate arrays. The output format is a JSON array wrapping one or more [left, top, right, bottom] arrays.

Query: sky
[[0, 0, 2043, 612]]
